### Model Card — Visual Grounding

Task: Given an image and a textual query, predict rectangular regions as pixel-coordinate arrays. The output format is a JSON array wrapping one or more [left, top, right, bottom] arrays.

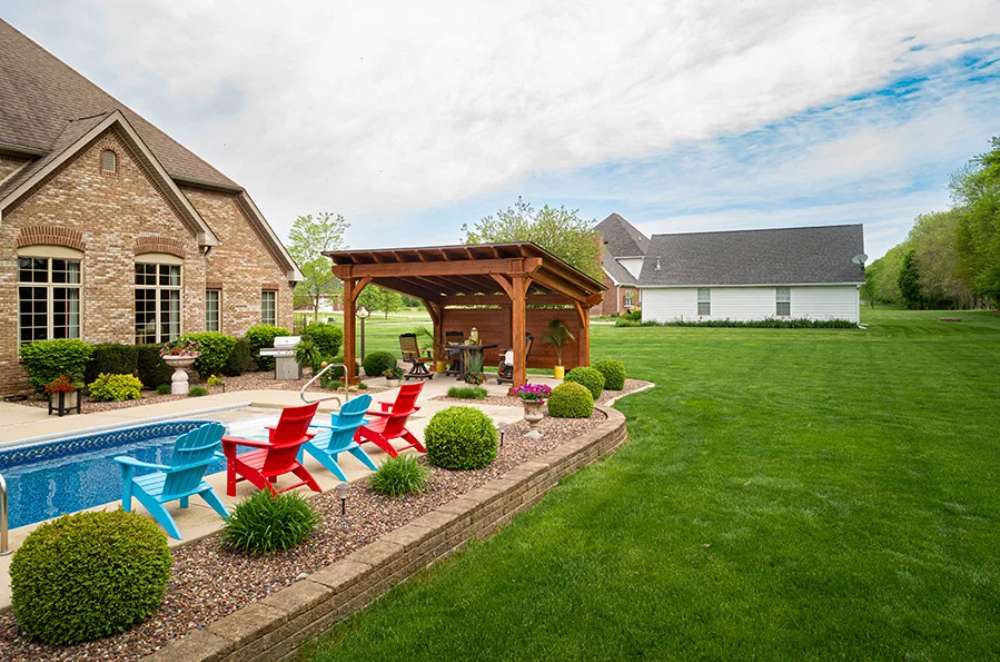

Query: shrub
[[18, 339, 93, 392], [547, 382, 594, 418], [447, 386, 487, 400], [137, 344, 172, 388], [87, 373, 143, 402], [182, 332, 236, 379], [245, 324, 290, 371], [616, 317, 857, 329], [319, 356, 346, 388], [206, 374, 224, 387], [565, 366, 605, 399], [425, 406, 498, 470], [362, 351, 397, 379], [189, 386, 208, 397], [85, 343, 138, 383], [295, 338, 323, 372], [223, 337, 253, 376], [155, 383, 171, 396], [221, 491, 320, 555], [10, 510, 171, 645], [592, 359, 626, 390], [369, 455, 429, 497], [302, 322, 343, 357]]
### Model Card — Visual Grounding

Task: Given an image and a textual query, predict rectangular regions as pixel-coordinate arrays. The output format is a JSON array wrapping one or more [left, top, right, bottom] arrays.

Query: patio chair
[[497, 333, 534, 384], [399, 333, 433, 380], [300, 394, 378, 481], [222, 402, 321, 497], [358, 382, 426, 458], [114, 422, 228, 540], [444, 330, 465, 377]]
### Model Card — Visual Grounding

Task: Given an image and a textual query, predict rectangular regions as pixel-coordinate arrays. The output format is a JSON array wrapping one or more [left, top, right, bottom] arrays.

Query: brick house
[[595, 213, 648, 315], [0, 19, 300, 394]]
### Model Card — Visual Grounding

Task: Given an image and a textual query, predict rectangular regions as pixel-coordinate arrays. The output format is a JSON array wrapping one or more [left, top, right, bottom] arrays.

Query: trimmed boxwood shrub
[[224, 337, 253, 376], [425, 406, 498, 470], [18, 339, 93, 392], [592, 358, 626, 390], [245, 324, 290, 371], [565, 366, 605, 399], [88, 373, 143, 402], [10, 510, 171, 645], [369, 455, 429, 497], [547, 381, 594, 418], [182, 332, 236, 378], [137, 344, 172, 388], [302, 322, 342, 357], [362, 351, 397, 378], [85, 343, 138, 383], [222, 491, 320, 555]]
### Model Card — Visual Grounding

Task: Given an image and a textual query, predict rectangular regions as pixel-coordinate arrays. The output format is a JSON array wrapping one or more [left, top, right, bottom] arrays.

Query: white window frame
[[205, 289, 221, 332], [17, 250, 83, 345], [776, 287, 791, 317], [623, 289, 634, 308], [261, 290, 277, 326], [134, 257, 182, 344], [697, 288, 711, 316]]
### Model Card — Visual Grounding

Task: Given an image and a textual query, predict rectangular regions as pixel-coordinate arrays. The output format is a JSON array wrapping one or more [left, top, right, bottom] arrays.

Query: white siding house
[[637, 225, 865, 325]]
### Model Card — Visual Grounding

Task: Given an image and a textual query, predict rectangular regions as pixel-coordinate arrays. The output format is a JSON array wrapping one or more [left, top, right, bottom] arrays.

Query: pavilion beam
[[441, 293, 572, 306], [422, 299, 444, 362], [334, 257, 541, 279], [511, 275, 529, 387], [343, 275, 357, 384]]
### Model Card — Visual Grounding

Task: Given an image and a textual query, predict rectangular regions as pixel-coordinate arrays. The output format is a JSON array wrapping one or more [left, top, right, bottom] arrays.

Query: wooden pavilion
[[325, 242, 605, 386]]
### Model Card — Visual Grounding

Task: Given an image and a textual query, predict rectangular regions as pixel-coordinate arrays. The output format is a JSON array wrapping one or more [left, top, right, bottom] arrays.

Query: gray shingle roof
[[639, 224, 865, 286], [596, 213, 649, 257], [0, 18, 239, 190], [602, 253, 638, 285]]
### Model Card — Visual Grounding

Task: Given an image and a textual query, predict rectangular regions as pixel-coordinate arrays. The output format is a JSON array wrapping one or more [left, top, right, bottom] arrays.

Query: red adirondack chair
[[222, 402, 321, 497], [357, 382, 426, 458]]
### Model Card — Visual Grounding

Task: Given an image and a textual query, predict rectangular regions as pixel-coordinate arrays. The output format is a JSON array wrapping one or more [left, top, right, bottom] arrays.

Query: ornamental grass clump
[[447, 385, 488, 400], [10, 510, 171, 645], [565, 366, 605, 399], [547, 381, 594, 418], [369, 455, 430, 497], [592, 359, 626, 390], [425, 406, 499, 470], [222, 490, 320, 555]]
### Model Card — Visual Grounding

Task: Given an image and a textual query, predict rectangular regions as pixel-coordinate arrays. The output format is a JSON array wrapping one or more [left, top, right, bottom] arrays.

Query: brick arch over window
[[134, 235, 186, 259], [17, 225, 86, 251]]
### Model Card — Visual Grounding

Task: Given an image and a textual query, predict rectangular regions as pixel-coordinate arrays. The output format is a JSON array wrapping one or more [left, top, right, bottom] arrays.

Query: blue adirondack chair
[[114, 422, 229, 539], [300, 394, 378, 480]]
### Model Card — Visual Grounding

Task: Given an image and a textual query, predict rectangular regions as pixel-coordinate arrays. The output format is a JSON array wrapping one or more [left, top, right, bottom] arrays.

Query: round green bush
[[87, 373, 143, 401], [565, 366, 605, 399], [18, 339, 93, 392], [425, 406, 498, 470], [245, 324, 290, 371], [10, 510, 171, 645], [302, 322, 343, 357], [369, 455, 429, 497], [547, 381, 594, 418], [222, 491, 320, 555], [592, 358, 626, 390], [224, 337, 253, 376], [182, 332, 236, 378], [362, 351, 397, 378]]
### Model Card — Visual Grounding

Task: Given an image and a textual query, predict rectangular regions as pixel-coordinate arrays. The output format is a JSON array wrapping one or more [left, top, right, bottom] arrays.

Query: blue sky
[[4, 2, 999, 259]]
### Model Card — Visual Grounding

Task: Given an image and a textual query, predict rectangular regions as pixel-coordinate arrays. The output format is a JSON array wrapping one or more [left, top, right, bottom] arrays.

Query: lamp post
[[336, 481, 351, 531], [356, 305, 370, 362]]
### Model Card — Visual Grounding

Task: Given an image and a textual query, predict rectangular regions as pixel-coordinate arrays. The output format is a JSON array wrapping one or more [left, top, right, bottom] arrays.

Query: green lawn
[[305, 308, 1000, 660]]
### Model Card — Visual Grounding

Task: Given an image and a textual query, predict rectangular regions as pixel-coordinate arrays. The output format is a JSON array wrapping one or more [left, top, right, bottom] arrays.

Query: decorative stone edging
[[144, 405, 629, 662]]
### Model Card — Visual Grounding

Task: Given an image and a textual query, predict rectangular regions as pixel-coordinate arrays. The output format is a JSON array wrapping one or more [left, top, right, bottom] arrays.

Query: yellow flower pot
[[553, 365, 565, 380], [435, 360, 447, 373]]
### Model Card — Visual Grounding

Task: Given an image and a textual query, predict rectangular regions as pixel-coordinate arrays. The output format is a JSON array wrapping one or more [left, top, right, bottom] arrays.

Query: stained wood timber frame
[[326, 242, 605, 387]]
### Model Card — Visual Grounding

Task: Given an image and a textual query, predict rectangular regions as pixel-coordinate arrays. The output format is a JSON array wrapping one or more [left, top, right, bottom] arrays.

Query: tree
[[953, 137, 1000, 307], [288, 212, 350, 321], [909, 210, 973, 309], [865, 243, 908, 305], [298, 258, 341, 322], [898, 249, 923, 309], [357, 284, 404, 319], [461, 197, 602, 280]]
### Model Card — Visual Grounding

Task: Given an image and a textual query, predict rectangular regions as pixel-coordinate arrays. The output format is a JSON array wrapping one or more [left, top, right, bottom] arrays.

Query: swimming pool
[[0, 418, 272, 529]]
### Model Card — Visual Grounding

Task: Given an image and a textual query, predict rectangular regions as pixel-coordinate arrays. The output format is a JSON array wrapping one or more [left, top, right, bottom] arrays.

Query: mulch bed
[[0, 380, 649, 661]]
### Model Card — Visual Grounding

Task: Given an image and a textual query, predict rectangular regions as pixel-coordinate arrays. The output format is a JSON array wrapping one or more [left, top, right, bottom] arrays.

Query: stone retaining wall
[[146, 406, 628, 662]]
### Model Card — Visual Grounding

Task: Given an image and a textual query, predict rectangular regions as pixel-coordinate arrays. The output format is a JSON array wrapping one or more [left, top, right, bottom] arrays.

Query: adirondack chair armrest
[[368, 407, 418, 418], [113, 455, 170, 471], [378, 401, 393, 412], [221, 435, 272, 450]]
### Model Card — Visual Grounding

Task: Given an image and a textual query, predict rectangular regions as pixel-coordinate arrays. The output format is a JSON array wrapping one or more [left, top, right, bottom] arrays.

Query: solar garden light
[[356, 305, 370, 361], [336, 480, 350, 516]]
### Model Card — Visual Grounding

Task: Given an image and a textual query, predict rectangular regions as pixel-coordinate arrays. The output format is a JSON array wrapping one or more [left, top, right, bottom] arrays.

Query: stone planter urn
[[163, 354, 198, 395], [522, 399, 545, 438]]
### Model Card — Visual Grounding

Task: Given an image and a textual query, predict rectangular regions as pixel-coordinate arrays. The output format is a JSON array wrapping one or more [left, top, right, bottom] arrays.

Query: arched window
[[100, 149, 118, 174]]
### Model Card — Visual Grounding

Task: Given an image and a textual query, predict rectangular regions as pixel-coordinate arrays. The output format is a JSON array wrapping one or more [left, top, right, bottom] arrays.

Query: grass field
[[305, 308, 1000, 660]]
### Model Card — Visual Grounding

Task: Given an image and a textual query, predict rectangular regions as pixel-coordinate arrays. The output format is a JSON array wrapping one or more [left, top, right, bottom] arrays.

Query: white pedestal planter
[[523, 400, 545, 439], [163, 355, 198, 395]]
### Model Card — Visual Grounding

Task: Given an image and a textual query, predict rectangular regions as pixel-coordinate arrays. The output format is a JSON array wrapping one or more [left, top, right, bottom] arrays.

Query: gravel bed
[[432, 394, 522, 407], [0, 409, 610, 661]]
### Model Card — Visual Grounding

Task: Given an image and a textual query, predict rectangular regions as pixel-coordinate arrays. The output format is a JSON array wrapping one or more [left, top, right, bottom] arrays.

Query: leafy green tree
[[865, 243, 908, 305], [898, 249, 923, 309], [953, 137, 1000, 307], [357, 284, 404, 319], [288, 212, 349, 321], [461, 197, 602, 280], [909, 210, 973, 308], [297, 258, 341, 322]]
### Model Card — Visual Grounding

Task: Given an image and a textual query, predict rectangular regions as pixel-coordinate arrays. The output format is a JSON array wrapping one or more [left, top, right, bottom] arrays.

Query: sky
[[3, 1, 999, 259]]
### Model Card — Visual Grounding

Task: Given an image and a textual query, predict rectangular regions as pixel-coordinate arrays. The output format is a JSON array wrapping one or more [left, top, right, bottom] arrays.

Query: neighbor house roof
[[602, 253, 638, 286], [638, 224, 865, 286], [596, 213, 649, 257]]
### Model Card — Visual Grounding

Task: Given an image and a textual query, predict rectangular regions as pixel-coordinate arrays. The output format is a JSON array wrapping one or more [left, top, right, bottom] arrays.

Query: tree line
[[864, 137, 1000, 309]]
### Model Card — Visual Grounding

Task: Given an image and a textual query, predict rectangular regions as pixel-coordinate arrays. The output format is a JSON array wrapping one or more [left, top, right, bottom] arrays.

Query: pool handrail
[[300, 362, 349, 408], [0, 472, 9, 555]]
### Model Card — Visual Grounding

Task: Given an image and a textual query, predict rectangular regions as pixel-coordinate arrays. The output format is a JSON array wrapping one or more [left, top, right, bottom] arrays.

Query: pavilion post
[[342, 276, 356, 384], [511, 275, 528, 387], [574, 300, 590, 367]]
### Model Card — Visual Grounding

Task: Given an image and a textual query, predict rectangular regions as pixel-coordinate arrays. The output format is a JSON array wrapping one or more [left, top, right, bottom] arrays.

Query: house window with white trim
[[261, 290, 277, 326], [205, 289, 221, 332], [135, 262, 181, 343], [623, 289, 634, 308], [17, 256, 81, 344], [697, 288, 711, 316], [776, 287, 791, 317]]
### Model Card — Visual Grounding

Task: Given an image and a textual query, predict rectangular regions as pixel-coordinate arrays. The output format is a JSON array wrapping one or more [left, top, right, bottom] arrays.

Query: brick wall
[[0, 128, 293, 394]]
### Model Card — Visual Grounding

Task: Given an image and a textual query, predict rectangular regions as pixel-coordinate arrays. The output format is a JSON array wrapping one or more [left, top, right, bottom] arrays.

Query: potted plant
[[45, 374, 82, 417], [160, 339, 200, 395], [513, 383, 552, 435], [383, 366, 404, 387], [541, 319, 574, 379]]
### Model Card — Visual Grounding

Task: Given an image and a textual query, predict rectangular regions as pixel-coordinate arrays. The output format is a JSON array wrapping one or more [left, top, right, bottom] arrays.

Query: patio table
[[456, 343, 498, 381]]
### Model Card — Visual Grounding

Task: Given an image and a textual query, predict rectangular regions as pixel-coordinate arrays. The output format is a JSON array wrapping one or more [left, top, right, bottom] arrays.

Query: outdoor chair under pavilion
[[498, 333, 534, 384], [399, 333, 433, 380], [300, 394, 378, 481], [114, 422, 229, 540]]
